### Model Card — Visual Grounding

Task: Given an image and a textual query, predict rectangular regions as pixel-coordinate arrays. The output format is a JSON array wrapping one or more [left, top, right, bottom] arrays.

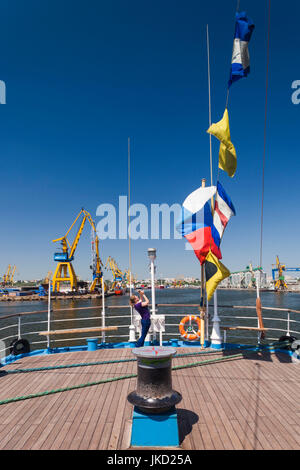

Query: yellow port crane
[[2, 265, 11, 285], [52, 209, 104, 293], [44, 271, 52, 285], [9, 265, 17, 284], [272, 256, 287, 291], [2, 265, 17, 286], [105, 257, 125, 291], [124, 269, 136, 287], [90, 227, 107, 293]]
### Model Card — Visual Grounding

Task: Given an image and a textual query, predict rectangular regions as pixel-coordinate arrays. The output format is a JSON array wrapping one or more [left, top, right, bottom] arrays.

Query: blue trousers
[[136, 319, 151, 348]]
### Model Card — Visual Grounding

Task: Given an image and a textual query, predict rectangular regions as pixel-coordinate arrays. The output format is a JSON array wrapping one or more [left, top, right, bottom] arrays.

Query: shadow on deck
[[221, 344, 293, 364]]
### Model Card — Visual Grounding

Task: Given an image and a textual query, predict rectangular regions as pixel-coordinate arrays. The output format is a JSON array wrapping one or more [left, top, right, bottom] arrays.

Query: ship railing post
[[223, 329, 227, 345], [132, 314, 141, 342], [101, 276, 106, 344], [287, 310, 290, 336], [45, 282, 52, 351], [153, 315, 165, 347], [129, 313, 136, 343], [205, 296, 209, 342], [128, 270, 136, 343], [148, 248, 157, 344], [47, 281, 51, 351], [257, 317, 260, 344], [129, 319, 136, 343], [210, 290, 222, 348], [18, 315, 21, 341]]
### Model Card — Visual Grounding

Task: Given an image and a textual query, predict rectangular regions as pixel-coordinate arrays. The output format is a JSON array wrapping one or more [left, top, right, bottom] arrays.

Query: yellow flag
[[207, 108, 237, 178], [205, 250, 230, 301]]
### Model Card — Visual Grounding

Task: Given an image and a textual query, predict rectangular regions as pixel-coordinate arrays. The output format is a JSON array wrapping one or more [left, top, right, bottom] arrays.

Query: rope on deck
[[0, 342, 289, 406], [1, 340, 289, 375], [2, 349, 223, 375]]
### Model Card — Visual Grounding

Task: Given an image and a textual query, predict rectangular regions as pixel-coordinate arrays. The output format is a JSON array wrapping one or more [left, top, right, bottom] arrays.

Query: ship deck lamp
[[147, 248, 157, 261]]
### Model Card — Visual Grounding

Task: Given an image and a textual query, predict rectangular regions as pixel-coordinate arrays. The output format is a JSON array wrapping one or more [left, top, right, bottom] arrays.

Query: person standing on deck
[[130, 290, 151, 347]]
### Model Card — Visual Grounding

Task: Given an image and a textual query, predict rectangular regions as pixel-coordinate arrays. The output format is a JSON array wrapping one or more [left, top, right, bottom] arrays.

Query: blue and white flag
[[228, 12, 255, 87]]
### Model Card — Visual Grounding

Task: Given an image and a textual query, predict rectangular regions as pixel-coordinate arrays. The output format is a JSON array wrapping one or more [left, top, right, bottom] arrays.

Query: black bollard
[[127, 346, 182, 414]]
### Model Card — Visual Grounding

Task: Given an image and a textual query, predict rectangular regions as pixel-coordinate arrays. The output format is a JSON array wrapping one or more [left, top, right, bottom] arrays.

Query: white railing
[[0, 303, 300, 359]]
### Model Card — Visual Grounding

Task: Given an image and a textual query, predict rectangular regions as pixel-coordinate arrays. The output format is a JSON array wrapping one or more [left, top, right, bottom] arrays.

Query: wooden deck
[[0, 347, 299, 450]]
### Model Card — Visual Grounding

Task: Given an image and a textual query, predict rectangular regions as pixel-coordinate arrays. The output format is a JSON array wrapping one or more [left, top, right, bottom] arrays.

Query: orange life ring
[[179, 315, 201, 341]]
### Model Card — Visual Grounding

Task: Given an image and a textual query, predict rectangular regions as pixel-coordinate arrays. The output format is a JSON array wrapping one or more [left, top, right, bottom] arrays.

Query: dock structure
[[220, 269, 268, 289], [0, 347, 299, 450]]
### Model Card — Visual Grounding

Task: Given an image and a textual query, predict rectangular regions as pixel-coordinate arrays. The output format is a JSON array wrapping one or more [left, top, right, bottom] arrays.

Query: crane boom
[[69, 214, 87, 259], [4, 265, 11, 284], [9, 266, 16, 284]]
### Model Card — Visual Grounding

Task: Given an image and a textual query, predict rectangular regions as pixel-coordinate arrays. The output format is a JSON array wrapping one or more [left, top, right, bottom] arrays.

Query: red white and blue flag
[[212, 181, 236, 249], [177, 182, 235, 265], [177, 185, 221, 264]]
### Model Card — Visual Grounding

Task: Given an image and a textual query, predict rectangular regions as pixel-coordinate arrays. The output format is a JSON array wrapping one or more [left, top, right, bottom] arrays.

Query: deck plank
[[88, 363, 124, 449], [192, 357, 244, 449], [180, 354, 226, 450], [79, 359, 118, 450], [0, 347, 298, 450], [233, 356, 299, 447], [208, 356, 263, 450], [108, 356, 133, 450]]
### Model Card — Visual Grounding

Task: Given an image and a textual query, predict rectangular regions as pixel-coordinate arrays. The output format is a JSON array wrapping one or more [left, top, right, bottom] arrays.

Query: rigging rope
[[259, 0, 271, 270], [224, 0, 241, 110]]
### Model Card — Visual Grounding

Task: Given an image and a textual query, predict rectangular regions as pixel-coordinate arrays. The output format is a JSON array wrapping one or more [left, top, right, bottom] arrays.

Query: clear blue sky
[[0, 0, 299, 281]]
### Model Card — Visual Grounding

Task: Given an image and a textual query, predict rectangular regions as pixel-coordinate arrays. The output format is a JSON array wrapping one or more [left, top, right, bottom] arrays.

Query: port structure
[[105, 256, 126, 294], [246, 263, 257, 289], [2, 265, 17, 286], [173, 279, 183, 287], [43, 271, 52, 285], [272, 255, 300, 291], [52, 209, 103, 293], [220, 265, 266, 289], [124, 269, 136, 288], [90, 226, 106, 293]]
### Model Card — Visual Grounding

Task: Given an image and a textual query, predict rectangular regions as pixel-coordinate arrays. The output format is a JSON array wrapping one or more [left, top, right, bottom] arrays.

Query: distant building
[[219, 268, 268, 289]]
